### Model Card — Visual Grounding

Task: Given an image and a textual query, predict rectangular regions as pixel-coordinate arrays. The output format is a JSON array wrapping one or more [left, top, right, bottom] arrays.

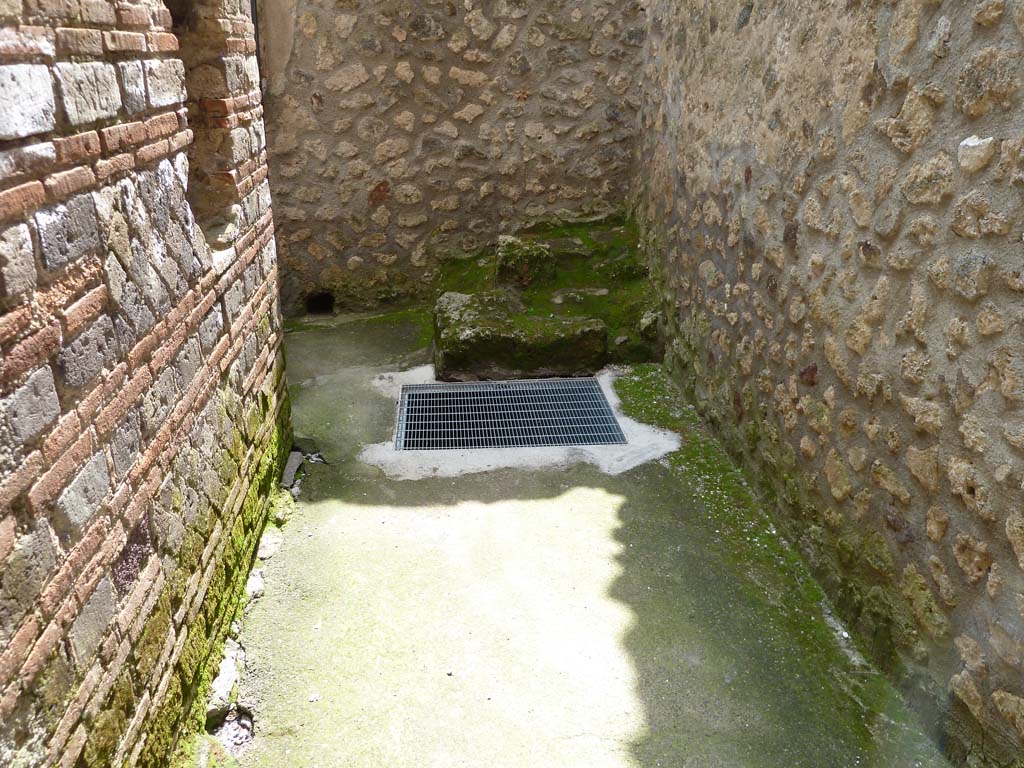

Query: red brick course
[[0, 6, 286, 766]]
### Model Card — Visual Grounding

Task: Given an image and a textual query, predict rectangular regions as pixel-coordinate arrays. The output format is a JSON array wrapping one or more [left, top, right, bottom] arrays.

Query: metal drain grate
[[395, 377, 627, 451]]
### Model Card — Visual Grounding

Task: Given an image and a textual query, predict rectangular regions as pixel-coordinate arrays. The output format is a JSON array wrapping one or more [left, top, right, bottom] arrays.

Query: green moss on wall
[[88, 386, 293, 768], [648, 299, 942, 722]]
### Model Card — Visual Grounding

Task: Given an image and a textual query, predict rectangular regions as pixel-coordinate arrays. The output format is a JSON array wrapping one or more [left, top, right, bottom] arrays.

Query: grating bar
[[395, 377, 627, 450]]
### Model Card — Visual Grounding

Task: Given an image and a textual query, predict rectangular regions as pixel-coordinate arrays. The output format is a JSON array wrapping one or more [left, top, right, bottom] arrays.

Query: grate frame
[[395, 377, 627, 451]]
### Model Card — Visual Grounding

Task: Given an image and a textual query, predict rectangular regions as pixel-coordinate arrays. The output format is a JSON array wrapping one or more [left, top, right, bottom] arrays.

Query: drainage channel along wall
[[633, 1, 1024, 764], [256, 0, 647, 314], [0, 0, 290, 765]]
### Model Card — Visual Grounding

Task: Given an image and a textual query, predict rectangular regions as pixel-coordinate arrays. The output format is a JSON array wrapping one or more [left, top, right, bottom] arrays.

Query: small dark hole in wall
[[305, 291, 335, 315], [112, 520, 153, 597]]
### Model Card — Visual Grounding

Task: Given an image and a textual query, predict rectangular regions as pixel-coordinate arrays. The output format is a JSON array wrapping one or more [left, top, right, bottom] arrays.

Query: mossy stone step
[[433, 290, 608, 381]]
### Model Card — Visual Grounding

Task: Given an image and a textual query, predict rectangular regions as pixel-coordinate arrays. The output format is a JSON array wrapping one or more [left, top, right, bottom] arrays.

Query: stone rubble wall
[[0, 0, 289, 766], [632, 1, 1024, 763], [259, 0, 646, 314]]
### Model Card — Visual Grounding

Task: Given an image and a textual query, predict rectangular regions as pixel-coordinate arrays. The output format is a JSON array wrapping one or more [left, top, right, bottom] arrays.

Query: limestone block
[[824, 449, 851, 501], [3, 366, 60, 444], [325, 63, 368, 93], [34, 193, 100, 270], [466, 9, 496, 40], [993, 691, 1024, 739], [0, 64, 56, 139], [433, 290, 608, 381], [954, 534, 993, 582], [956, 47, 1019, 118], [974, 0, 1006, 27], [871, 460, 911, 505], [0, 222, 35, 298], [951, 251, 993, 301], [56, 452, 111, 539], [57, 314, 119, 389], [144, 58, 186, 108], [110, 409, 142, 480], [901, 152, 954, 205], [906, 445, 940, 492], [958, 136, 996, 172], [118, 60, 146, 114], [69, 577, 116, 668], [55, 62, 121, 125]]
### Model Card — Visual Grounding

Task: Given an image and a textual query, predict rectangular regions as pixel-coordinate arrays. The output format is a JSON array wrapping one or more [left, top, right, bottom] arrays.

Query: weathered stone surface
[[993, 690, 1024, 739], [0, 64, 56, 140], [958, 135, 996, 172], [901, 152, 954, 204], [118, 60, 146, 114], [824, 449, 851, 501], [951, 192, 1010, 239], [433, 290, 608, 381], [57, 314, 119, 389], [495, 236, 555, 289], [55, 62, 121, 125], [325, 63, 368, 93], [905, 445, 940, 492], [263, 1, 644, 313], [34, 193, 101, 270], [144, 58, 186, 108], [3, 366, 60, 444], [953, 534, 993, 582], [1007, 513, 1024, 569], [950, 671, 986, 722], [0, 222, 36, 298], [630, 1, 1024, 758], [0, 9, 290, 768], [900, 564, 949, 637], [55, 451, 110, 539], [69, 577, 116, 667], [955, 47, 1019, 118]]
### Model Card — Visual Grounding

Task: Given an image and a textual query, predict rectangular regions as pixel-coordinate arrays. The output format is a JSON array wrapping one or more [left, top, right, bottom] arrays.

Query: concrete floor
[[235, 312, 949, 768]]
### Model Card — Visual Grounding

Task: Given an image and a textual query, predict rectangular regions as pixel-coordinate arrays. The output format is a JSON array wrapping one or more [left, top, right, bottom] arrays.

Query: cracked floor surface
[[235, 311, 949, 768]]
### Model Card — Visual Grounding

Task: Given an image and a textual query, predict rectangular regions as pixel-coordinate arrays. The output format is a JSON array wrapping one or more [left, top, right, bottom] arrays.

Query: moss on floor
[[614, 364, 947, 763]]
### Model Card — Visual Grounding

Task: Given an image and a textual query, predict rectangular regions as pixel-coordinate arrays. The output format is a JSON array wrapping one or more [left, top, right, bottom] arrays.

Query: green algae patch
[[433, 289, 608, 380], [113, 389, 293, 768], [614, 364, 948, 764], [435, 218, 660, 368]]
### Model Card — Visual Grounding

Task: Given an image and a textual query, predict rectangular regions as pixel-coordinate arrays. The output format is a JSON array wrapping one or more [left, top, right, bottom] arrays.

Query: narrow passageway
[[235, 312, 948, 768]]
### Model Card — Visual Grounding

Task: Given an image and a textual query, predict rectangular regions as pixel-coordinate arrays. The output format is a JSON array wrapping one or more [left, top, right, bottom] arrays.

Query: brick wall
[[0, 0, 289, 766]]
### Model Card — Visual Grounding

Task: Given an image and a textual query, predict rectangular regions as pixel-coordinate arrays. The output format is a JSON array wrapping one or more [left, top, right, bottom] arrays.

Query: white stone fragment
[[257, 527, 283, 560], [207, 639, 245, 722], [958, 135, 996, 172], [246, 569, 265, 599]]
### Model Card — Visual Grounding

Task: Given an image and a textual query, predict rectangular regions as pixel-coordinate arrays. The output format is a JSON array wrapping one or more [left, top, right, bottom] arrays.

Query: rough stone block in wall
[[55, 62, 123, 125], [0, 222, 35, 297], [0, 0, 289, 766], [144, 58, 185, 108], [0, 64, 56, 140], [632, 1, 1024, 764], [34, 192, 101, 269], [259, 0, 647, 313]]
